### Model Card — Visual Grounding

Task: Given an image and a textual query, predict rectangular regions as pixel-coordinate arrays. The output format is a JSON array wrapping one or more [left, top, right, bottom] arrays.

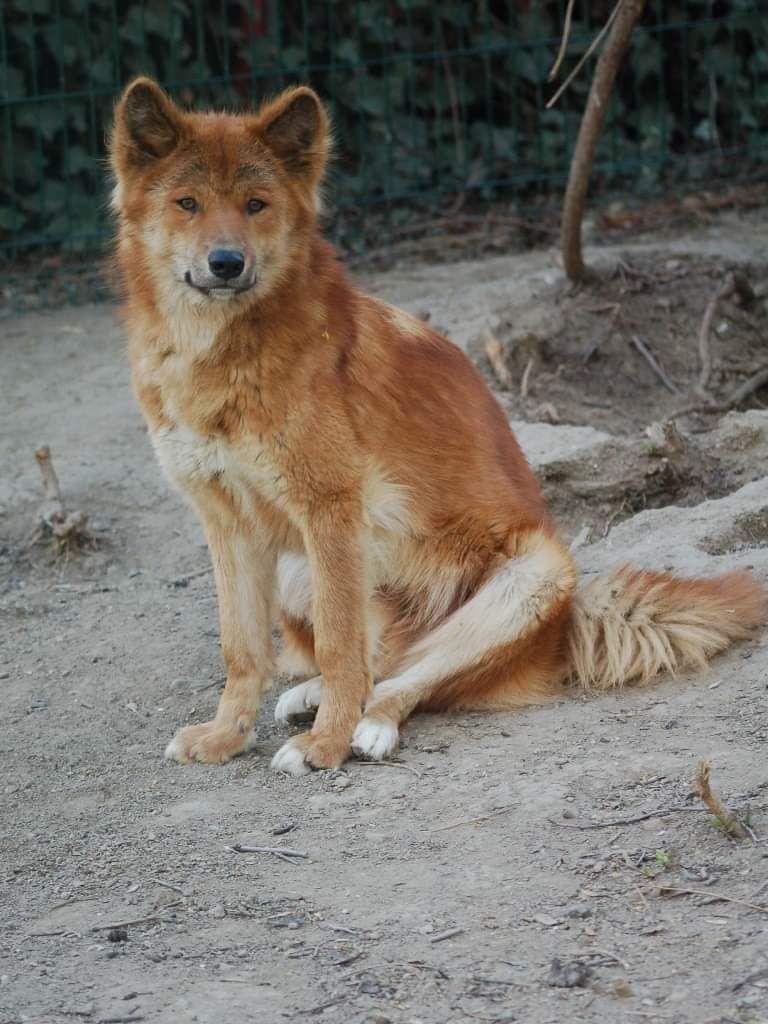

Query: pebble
[[209, 904, 226, 919], [565, 904, 592, 919], [332, 776, 352, 790]]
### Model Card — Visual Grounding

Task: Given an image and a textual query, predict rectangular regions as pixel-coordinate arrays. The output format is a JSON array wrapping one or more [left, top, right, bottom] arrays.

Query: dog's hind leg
[[351, 528, 576, 761]]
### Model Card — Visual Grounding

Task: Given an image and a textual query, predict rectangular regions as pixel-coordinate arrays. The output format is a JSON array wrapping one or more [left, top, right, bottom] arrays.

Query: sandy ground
[[2, 222, 768, 1024]]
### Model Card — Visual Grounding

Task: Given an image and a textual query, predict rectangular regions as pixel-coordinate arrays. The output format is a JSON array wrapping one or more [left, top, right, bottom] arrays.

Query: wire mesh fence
[[1, 1, 767, 270]]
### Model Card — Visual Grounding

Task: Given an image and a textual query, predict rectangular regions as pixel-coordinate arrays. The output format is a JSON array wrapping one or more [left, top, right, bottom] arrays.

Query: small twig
[[331, 952, 364, 968], [548, 0, 577, 81], [520, 356, 535, 400], [483, 331, 512, 388], [732, 966, 768, 992], [441, 54, 465, 169], [552, 805, 696, 830], [430, 927, 465, 943], [546, 0, 622, 109], [697, 273, 736, 394], [33, 445, 90, 545], [298, 995, 346, 1015], [355, 759, 422, 778], [629, 334, 679, 394], [672, 363, 768, 419], [696, 271, 756, 396], [692, 760, 748, 838], [226, 843, 309, 861], [320, 923, 361, 935], [658, 886, 768, 914], [271, 822, 297, 836], [169, 567, 213, 586], [426, 804, 515, 833], [91, 910, 178, 932], [152, 879, 188, 896], [572, 948, 630, 970], [98, 1017, 146, 1024]]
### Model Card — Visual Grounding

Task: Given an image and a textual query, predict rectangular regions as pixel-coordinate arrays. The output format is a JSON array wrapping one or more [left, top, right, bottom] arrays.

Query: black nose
[[208, 249, 245, 281]]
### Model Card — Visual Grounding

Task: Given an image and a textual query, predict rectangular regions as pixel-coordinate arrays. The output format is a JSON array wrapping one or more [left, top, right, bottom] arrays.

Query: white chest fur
[[151, 423, 288, 510]]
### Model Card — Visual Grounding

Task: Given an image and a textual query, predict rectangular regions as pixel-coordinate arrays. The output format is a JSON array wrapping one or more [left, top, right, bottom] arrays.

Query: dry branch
[[629, 334, 679, 394], [33, 446, 90, 547], [557, 0, 646, 282], [672, 363, 768, 419], [547, 0, 577, 83], [226, 843, 309, 862], [520, 356, 535, 399], [484, 331, 512, 388], [697, 272, 757, 394], [659, 886, 767, 913], [692, 760, 748, 838]]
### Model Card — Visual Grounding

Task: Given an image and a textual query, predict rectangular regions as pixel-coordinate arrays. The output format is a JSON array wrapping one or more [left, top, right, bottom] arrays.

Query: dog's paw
[[352, 717, 399, 761], [271, 730, 350, 775], [274, 677, 323, 725], [164, 720, 257, 765]]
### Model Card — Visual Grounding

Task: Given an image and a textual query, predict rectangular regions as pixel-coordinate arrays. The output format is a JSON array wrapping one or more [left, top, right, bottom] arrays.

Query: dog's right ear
[[111, 78, 182, 171]]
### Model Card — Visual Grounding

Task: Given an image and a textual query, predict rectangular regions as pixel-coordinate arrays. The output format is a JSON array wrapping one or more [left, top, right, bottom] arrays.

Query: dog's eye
[[247, 198, 266, 214], [177, 197, 198, 212]]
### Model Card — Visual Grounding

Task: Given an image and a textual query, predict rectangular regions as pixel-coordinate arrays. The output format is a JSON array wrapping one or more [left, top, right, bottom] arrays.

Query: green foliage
[[640, 847, 675, 877], [0, 0, 766, 254]]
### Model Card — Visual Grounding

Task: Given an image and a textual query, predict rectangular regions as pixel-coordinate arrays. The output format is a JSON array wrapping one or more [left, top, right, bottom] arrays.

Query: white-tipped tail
[[568, 565, 766, 689]]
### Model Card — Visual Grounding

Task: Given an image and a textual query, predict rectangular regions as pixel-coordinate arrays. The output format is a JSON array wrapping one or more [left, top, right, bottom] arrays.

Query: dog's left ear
[[111, 77, 183, 173], [256, 86, 330, 185]]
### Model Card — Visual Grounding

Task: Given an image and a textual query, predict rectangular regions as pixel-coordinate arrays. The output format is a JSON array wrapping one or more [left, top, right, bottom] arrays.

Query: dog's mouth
[[184, 272, 255, 300]]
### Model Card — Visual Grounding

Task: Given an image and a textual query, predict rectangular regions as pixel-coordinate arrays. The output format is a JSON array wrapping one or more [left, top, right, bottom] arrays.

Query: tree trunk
[[560, 0, 646, 283]]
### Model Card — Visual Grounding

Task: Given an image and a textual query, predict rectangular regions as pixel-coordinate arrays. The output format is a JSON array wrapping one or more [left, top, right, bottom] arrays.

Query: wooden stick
[[355, 760, 422, 778], [484, 331, 512, 388], [426, 804, 515, 833], [226, 843, 309, 859], [629, 334, 680, 394], [697, 271, 756, 395], [692, 760, 748, 838], [659, 886, 767, 914], [572, 948, 630, 970], [547, 1, 622, 109], [430, 927, 465, 943], [33, 445, 89, 542], [558, 0, 646, 281], [672, 363, 768, 419], [91, 911, 176, 932], [520, 356, 535, 399], [548, 0, 577, 81], [35, 445, 63, 509], [553, 805, 696, 829]]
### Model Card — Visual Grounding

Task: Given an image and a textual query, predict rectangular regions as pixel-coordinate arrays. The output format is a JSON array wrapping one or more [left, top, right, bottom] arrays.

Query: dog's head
[[110, 78, 330, 309]]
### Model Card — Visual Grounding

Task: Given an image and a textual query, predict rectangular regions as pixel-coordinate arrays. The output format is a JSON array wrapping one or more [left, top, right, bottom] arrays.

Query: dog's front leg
[[165, 497, 276, 765], [271, 495, 372, 775]]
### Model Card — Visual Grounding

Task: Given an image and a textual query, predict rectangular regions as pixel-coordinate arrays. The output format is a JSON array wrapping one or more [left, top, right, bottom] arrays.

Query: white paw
[[271, 737, 312, 776], [352, 718, 399, 761], [163, 722, 257, 764], [164, 731, 187, 762], [274, 677, 323, 725]]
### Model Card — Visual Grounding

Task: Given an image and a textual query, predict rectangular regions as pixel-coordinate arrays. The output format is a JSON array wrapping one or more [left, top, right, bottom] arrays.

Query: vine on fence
[[1, 0, 766, 252]]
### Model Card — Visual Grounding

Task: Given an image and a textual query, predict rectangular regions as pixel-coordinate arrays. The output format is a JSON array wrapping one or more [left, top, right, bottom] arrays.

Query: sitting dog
[[109, 78, 765, 774]]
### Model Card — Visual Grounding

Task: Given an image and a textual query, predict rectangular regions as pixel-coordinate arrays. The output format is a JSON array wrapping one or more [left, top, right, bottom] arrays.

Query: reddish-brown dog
[[110, 78, 765, 775]]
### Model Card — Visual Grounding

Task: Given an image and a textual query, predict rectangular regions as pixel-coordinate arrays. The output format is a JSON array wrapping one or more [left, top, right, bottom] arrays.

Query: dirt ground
[[2, 214, 768, 1024]]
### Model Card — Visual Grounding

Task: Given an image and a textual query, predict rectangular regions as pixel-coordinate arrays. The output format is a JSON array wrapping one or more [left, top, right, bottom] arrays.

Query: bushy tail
[[568, 565, 767, 690]]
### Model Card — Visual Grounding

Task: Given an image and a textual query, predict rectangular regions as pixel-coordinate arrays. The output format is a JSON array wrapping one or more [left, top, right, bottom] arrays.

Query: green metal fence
[[1, 1, 767, 263]]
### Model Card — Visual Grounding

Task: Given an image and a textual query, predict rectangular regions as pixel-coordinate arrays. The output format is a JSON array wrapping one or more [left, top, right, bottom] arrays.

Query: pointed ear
[[112, 77, 182, 171], [256, 86, 330, 183]]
